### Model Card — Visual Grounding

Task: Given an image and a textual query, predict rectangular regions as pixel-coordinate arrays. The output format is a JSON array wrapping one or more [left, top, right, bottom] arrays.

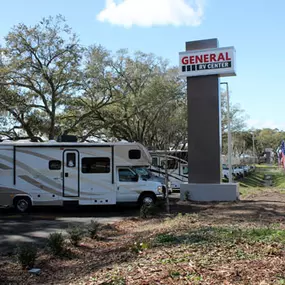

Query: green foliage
[[186, 273, 203, 282], [155, 233, 178, 244], [220, 89, 248, 135], [67, 225, 84, 246], [47, 232, 65, 256], [169, 271, 180, 278], [1, 15, 83, 139], [192, 226, 285, 245], [239, 167, 285, 192], [16, 243, 37, 269], [255, 128, 285, 156], [102, 276, 126, 285], [87, 220, 100, 239], [154, 223, 285, 250], [130, 241, 149, 254], [184, 191, 191, 201], [2, 16, 256, 148], [139, 203, 157, 219], [278, 278, 285, 284]]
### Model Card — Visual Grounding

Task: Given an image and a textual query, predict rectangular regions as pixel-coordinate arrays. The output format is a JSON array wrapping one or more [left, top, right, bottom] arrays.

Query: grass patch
[[154, 226, 285, 248], [154, 233, 179, 244], [239, 172, 265, 188], [273, 170, 285, 188], [207, 227, 285, 244], [152, 224, 285, 270], [239, 166, 285, 196], [2, 191, 285, 285]]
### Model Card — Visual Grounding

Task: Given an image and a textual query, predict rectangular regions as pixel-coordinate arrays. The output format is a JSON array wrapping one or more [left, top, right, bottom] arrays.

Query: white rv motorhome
[[0, 141, 165, 212], [149, 151, 188, 191], [149, 151, 254, 189]]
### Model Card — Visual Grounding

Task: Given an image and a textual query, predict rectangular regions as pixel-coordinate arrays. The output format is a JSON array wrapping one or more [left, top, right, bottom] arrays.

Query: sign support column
[[179, 38, 239, 202], [186, 39, 220, 184]]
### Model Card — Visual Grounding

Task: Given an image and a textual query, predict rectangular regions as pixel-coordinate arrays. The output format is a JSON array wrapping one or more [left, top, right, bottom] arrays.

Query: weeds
[[169, 271, 180, 278], [155, 233, 178, 244], [130, 241, 149, 254], [184, 190, 191, 201], [16, 243, 37, 269], [87, 220, 100, 239], [47, 232, 65, 256], [139, 203, 156, 219], [102, 276, 126, 285], [67, 225, 84, 246]]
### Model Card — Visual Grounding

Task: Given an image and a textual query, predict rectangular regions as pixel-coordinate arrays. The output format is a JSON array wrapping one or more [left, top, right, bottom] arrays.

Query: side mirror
[[132, 174, 139, 182]]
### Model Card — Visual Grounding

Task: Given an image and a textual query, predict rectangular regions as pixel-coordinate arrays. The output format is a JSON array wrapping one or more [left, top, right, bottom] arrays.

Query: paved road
[[0, 204, 140, 254], [0, 194, 181, 254]]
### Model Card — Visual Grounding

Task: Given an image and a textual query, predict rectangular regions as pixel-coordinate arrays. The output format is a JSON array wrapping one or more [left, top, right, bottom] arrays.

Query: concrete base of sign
[[180, 183, 239, 202]]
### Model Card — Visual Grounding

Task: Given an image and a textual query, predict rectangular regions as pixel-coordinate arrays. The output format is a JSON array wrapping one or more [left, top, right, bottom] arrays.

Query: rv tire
[[138, 192, 156, 206], [14, 196, 31, 213]]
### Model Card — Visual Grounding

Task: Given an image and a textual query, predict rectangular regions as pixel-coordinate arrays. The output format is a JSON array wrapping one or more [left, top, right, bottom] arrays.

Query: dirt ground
[[171, 189, 285, 224], [0, 189, 285, 285]]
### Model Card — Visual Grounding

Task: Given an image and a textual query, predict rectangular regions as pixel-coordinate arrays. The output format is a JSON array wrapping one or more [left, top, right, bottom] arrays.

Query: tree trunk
[[49, 95, 56, 140]]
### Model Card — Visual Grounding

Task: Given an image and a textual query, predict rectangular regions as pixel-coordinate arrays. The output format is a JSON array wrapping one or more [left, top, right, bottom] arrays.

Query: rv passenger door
[[63, 150, 79, 197]]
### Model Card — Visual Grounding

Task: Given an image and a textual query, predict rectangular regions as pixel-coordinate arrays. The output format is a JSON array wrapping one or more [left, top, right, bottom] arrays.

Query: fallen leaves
[[1, 190, 285, 284]]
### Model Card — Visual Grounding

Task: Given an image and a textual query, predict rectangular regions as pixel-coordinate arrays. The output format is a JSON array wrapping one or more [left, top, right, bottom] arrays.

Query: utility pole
[[221, 82, 232, 183], [164, 150, 170, 214], [252, 130, 255, 166]]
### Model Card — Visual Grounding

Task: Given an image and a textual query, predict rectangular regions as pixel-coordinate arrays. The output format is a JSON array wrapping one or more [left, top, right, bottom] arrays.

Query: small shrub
[[16, 243, 37, 269], [130, 241, 149, 254], [87, 220, 100, 239], [156, 198, 166, 209], [140, 203, 157, 219], [169, 271, 180, 278], [184, 191, 191, 201], [155, 233, 178, 244], [103, 275, 126, 285], [67, 225, 84, 246], [47, 232, 65, 256]]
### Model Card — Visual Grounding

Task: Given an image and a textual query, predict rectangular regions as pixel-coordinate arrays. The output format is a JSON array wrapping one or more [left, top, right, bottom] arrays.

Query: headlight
[[157, 186, 163, 193]]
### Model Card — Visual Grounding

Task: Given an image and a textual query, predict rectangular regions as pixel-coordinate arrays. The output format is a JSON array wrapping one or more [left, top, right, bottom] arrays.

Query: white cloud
[[247, 119, 285, 131], [97, 0, 204, 28]]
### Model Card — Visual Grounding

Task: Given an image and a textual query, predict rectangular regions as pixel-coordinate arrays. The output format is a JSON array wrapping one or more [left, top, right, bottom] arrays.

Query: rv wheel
[[14, 197, 31, 213], [139, 193, 156, 206]]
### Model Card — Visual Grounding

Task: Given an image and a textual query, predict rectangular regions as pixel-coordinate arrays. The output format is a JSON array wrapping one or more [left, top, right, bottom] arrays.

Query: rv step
[[172, 189, 180, 193], [63, 201, 79, 207]]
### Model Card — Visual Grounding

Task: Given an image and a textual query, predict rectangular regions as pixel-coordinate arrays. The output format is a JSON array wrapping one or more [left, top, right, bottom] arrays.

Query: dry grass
[[1, 167, 285, 284]]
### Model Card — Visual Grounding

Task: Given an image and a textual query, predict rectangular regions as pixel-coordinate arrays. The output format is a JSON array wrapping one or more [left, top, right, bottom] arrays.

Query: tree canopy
[[2, 15, 282, 156]]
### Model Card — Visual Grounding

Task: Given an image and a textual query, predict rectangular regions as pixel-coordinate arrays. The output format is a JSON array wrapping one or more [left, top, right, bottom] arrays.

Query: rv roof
[[149, 150, 187, 153], [0, 141, 141, 147]]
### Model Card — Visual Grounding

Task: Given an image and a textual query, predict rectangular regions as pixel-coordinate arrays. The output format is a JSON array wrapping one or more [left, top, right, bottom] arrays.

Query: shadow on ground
[[169, 193, 285, 224], [1, 192, 285, 256], [0, 204, 139, 255]]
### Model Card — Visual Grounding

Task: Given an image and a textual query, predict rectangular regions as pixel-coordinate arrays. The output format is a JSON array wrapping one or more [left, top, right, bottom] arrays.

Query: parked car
[[233, 165, 245, 178], [222, 165, 235, 180], [240, 165, 250, 176]]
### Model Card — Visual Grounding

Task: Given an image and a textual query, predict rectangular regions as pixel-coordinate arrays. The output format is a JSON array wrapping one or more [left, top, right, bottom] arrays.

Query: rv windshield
[[132, 166, 151, 180]]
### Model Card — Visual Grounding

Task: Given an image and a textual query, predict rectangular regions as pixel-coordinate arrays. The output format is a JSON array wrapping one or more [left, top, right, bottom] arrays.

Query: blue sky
[[0, 0, 284, 130]]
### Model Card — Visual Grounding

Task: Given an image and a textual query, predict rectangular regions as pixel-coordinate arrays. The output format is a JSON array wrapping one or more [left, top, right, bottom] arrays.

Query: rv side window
[[152, 157, 158, 166], [49, 160, 61, 170], [118, 168, 138, 182], [81, 157, 110, 173], [66, 153, 76, 168], [183, 166, 189, 175], [129, 149, 141, 159]]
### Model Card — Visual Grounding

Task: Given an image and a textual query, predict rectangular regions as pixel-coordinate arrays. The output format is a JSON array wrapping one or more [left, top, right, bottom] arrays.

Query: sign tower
[[179, 38, 239, 201]]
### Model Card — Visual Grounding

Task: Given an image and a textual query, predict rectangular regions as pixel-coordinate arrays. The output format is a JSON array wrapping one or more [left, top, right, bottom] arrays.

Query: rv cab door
[[116, 167, 140, 202]]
